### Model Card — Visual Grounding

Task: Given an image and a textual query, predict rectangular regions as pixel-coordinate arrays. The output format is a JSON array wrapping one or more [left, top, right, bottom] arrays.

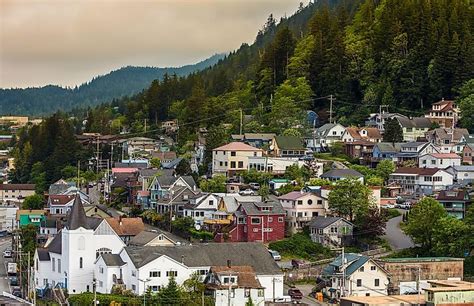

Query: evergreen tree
[[383, 118, 403, 143]]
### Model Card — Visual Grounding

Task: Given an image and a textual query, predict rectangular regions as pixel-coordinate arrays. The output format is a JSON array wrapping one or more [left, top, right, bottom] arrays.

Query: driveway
[[383, 209, 415, 250]]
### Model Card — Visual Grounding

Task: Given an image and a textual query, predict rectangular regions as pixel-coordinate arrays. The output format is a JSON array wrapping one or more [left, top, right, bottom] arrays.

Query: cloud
[[0, 0, 305, 88]]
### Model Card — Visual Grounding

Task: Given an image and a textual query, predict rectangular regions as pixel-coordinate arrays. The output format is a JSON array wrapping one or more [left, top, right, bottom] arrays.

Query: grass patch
[[269, 233, 333, 260], [383, 208, 402, 220]]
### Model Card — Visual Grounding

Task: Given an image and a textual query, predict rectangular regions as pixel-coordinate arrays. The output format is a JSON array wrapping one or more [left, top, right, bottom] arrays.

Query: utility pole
[[329, 94, 335, 124], [77, 160, 80, 190], [96, 136, 100, 174], [239, 109, 243, 135], [93, 275, 97, 306], [227, 273, 232, 306], [27, 252, 30, 302]]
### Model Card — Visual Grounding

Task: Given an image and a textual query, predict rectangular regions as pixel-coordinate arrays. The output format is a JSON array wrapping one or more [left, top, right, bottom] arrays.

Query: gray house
[[309, 216, 353, 247]]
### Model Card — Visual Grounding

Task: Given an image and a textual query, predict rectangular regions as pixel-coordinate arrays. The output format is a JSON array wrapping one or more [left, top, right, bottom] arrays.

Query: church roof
[[67, 194, 89, 230]]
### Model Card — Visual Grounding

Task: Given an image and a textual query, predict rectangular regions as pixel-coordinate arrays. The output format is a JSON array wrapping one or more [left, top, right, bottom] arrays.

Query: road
[[0, 238, 12, 294], [284, 284, 325, 305], [383, 209, 415, 250]]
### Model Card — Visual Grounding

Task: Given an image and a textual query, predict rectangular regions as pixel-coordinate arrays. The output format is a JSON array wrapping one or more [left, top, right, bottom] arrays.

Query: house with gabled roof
[[426, 128, 468, 153], [204, 265, 265, 306], [395, 116, 432, 142], [155, 185, 200, 215], [425, 99, 460, 128], [309, 216, 353, 247], [222, 201, 286, 243], [183, 193, 221, 226], [270, 135, 307, 157], [388, 167, 454, 195], [94, 242, 284, 300], [34, 195, 126, 295], [212, 142, 263, 177], [278, 191, 328, 234], [129, 229, 187, 247], [148, 174, 197, 208], [306, 123, 346, 152], [342, 127, 382, 143], [395, 142, 440, 165], [419, 153, 461, 169], [203, 195, 261, 228], [322, 253, 389, 298]]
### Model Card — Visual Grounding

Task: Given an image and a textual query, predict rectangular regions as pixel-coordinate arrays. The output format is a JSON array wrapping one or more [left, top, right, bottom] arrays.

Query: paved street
[[0, 238, 12, 294], [284, 284, 325, 305], [383, 210, 415, 250]]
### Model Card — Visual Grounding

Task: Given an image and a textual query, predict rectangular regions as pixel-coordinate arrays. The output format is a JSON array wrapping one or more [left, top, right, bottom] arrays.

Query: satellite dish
[[269, 145, 274, 150], [195, 224, 201, 231]]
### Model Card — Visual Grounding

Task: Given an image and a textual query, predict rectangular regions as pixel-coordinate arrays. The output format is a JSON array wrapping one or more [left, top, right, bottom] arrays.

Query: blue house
[[372, 142, 402, 160], [307, 110, 320, 127]]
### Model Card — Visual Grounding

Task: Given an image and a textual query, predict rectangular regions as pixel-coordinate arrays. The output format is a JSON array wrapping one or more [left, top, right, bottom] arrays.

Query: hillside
[[0, 53, 225, 115], [82, 0, 473, 141]]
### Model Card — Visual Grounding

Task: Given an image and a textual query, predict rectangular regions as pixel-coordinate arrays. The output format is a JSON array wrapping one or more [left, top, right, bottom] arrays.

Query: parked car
[[288, 287, 303, 301], [9, 276, 18, 286], [383, 204, 395, 209], [268, 249, 281, 261], [239, 189, 255, 196], [3, 249, 12, 258], [291, 259, 307, 269], [11, 287, 22, 298], [249, 183, 260, 190]]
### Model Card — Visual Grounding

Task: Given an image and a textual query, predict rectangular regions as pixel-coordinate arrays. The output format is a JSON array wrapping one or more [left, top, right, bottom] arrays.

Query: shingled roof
[[101, 253, 126, 267], [124, 242, 281, 275], [105, 217, 144, 236], [273, 136, 306, 150], [66, 194, 102, 230]]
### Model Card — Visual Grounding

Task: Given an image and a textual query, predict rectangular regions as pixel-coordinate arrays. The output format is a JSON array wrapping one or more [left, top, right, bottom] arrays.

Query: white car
[[268, 249, 281, 261], [239, 189, 255, 196], [3, 250, 12, 258]]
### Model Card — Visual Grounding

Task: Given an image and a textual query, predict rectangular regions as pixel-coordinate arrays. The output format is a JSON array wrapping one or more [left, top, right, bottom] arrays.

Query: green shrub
[[68, 293, 141, 305], [268, 233, 333, 260]]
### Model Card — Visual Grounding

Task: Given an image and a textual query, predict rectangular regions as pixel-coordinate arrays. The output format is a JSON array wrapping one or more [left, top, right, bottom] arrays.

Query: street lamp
[[138, 278, 151, 306]]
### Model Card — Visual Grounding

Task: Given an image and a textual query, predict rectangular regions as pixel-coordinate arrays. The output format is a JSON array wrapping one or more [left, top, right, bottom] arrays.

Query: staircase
[[52, 287, 67, 306]]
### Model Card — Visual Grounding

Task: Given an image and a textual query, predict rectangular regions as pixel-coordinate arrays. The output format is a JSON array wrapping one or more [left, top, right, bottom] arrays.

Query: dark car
[[291, 259, 306, 269], [9, 276, 18, 286], [11, 287, 22, 298], [288, 287, 303, 301]]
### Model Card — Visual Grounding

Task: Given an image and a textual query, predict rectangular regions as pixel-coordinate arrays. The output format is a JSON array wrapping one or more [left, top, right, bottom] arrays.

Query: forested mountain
[[0, 53, 225, 115], [82, 0, 473, 143]]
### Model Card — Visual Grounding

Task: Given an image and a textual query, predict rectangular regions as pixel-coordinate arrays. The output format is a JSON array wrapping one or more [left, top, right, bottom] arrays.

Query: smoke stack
[[227, 260, 231, 268]]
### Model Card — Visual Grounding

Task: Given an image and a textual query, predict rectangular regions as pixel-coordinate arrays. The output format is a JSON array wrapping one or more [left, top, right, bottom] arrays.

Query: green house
[[17, 210, 46, 227]]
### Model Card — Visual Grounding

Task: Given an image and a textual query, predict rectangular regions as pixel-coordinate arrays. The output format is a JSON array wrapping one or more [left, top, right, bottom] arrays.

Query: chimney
[[181, 255, 185, 265], [119, 215, 122, 225], [227, 260, 231, 268]]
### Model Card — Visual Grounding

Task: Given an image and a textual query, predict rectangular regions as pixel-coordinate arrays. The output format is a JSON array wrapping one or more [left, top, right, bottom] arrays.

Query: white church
[[34, 195, 126, 294]]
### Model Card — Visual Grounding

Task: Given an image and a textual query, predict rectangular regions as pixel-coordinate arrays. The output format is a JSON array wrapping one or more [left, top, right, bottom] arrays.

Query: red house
[[221, 201, 286, 243]]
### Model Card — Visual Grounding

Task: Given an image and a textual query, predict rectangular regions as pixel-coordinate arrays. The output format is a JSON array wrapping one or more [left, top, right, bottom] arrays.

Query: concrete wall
[[379, 259, 464, 295]]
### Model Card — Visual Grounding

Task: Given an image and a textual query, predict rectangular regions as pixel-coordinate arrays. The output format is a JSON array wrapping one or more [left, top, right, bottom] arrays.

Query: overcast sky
[[0, 0, 305, 88]]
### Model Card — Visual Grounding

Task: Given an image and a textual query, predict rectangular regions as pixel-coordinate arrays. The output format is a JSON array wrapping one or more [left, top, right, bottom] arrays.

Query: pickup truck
[[288, 287, 303, 301]]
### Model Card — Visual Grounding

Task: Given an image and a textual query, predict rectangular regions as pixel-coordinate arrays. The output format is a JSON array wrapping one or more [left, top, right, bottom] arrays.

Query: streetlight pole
[[139, 278, 151, 306]]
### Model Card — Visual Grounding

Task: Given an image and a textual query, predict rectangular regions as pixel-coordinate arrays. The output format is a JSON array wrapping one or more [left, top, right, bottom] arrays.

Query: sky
[[0, 0, 305, 88]]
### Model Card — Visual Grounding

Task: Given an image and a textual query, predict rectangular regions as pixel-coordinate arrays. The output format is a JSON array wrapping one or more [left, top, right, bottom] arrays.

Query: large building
[[425, 99, 460, 128], [34, 196, 126, 294], [212, 142, 263, 177]]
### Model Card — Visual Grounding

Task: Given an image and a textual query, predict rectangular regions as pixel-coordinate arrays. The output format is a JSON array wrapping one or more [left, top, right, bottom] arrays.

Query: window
[[52, 258, 55, 272], [258, 289, 264, 297], [78, 236, 85, 250], [356, 279, 362, 287], [268, 217, 273, 222], [150, 271, 161, 278], [209, 200, 214, 206], [307, 199, 313, 205], [219, 161, 223, 166], [132, 284, 136, 291], [278, 217, 284, 222], [359, 266, 364, 272], [251, 217, 261, 224], [198, 269, 208, 275], [317, 200, 322, 205], [58, 259, 61, 273], [230, 161, 236, 168], [99, 281, 103, 288], [99, 266, 104, 273], [245, 288, 251, 297], [166, 271, 178, 277], [43, 279, 48, 286], [253, 228, 259, 232], [238, 161, 244, 168], [374, 279, 380, 287], [231, 151, 236, 156], [297, 200, 303, 205], [79, 257, 83, 269], [318, 229, 323, 234], [132, 270, 136, 277], [312, 212, 319, 217], [371, 266, 376, 271], [230, 289, 235, 298]]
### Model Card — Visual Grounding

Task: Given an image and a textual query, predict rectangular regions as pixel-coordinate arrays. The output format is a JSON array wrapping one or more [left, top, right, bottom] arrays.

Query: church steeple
[[67, 194, 90, 230]]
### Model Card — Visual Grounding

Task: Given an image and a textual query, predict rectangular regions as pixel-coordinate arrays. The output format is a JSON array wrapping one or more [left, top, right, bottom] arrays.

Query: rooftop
[[273, 135, 306, 150], [341, 294, 425, 305], [213, 142, 262, 152]]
